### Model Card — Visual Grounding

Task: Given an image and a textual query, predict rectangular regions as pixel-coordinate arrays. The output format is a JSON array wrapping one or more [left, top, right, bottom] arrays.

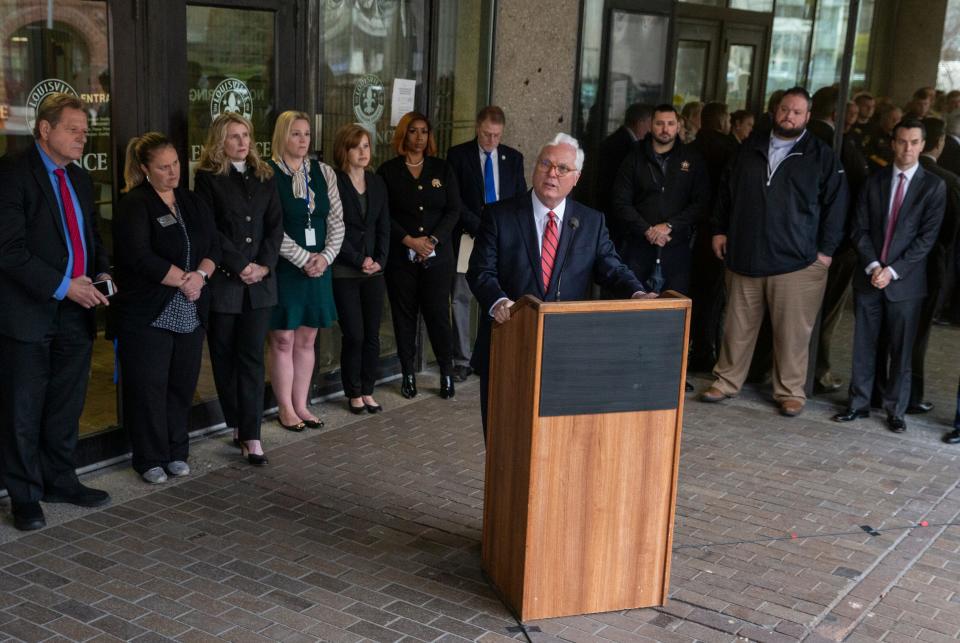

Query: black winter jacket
[[712, 130, 849, 277], [610, 136, 710, 246]]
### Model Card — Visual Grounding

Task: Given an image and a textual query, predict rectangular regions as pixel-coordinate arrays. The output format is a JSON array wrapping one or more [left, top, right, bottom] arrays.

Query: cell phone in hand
[[93, 279, 116, 297]]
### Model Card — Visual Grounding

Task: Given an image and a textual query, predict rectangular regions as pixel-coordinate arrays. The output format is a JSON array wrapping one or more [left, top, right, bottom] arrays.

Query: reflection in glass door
[[725, 44, 756, 110], [672, 19, 720, 107], [603, 9, 669, 136], [0, 0, 116, 438]]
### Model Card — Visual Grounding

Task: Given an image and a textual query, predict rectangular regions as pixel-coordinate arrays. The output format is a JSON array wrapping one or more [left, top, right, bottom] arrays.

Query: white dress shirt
[[865, 162, 919, 279], [479, 144, 500, 201]]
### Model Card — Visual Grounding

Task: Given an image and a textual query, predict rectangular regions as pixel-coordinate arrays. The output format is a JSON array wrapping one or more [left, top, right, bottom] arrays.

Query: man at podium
[[467, 133, 652, 434]]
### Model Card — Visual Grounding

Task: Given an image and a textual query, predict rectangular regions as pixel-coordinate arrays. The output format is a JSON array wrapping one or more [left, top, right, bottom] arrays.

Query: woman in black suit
[[331, 123, 391, 413], [113, 132, 220, 484], [378, 111, 461, 399], [194, 113, 282, 465]]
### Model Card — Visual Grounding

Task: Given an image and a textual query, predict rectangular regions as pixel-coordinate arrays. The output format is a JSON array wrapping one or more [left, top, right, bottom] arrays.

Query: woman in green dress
[[267, 110, 344, 431]]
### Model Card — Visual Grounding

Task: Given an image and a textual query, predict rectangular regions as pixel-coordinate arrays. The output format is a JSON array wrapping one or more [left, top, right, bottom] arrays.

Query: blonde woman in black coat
[[194, 113, 283, 466]]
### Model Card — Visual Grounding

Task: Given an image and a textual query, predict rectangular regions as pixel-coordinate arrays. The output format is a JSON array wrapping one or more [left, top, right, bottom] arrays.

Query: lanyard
[[281, 157, 313, 229]]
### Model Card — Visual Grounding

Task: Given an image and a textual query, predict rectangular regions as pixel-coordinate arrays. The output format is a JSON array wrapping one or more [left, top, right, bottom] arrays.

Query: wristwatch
[[196, 269, 209, 282]]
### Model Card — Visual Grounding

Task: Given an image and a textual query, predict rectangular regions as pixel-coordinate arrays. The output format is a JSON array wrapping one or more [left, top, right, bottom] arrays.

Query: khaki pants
[[711, 261, 829, 402]]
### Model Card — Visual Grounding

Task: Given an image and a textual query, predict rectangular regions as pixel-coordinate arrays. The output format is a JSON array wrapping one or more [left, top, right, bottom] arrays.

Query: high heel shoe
[[400, 374, 417, 399], [348, 400, 367, 415], [240, 443, 269, 466], [365, 402, 383, 413], [440, 375, 455, 399]]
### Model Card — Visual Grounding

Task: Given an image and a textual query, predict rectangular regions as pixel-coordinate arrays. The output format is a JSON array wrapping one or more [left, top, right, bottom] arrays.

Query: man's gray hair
[[947, 110, 960, 137], [539, 132, 585, 172]]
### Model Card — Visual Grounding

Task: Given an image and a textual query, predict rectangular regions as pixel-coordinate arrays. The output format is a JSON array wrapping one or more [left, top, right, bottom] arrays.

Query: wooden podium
[[481, 293, 691, 621]]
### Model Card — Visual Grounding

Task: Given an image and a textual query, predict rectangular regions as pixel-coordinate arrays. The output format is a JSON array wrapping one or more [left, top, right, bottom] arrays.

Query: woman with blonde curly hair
[[194, 113, 283, 465]]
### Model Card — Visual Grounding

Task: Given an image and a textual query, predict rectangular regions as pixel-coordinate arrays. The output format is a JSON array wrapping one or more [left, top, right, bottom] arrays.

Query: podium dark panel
[[539, 309, 684, 416]]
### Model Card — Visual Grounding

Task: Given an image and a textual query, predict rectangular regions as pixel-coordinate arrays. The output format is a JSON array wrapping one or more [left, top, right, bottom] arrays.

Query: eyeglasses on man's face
[[536, 158, 577, 177]]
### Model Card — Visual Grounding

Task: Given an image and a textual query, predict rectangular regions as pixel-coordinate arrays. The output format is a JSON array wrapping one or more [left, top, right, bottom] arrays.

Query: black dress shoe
[[348, 401, 367, 415], [906, 402, 934, 414], [887, 415, 907, 433], [365, 403, 383, 414], [944, 429, 960, 444], [42, 483, 110, 508], [11, 502, 45, 531], [833, 408, 870, 422], [439, 375, 455, 399], [400, 374, 417, 399], [240, 443, 269, 467], [452, 365, 472, 383]]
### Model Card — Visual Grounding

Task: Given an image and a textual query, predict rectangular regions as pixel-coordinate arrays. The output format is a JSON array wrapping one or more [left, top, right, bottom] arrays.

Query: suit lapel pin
[[501, 155, 506, 161], [680, 161, 690, 172], [432, 178, 442, 188]]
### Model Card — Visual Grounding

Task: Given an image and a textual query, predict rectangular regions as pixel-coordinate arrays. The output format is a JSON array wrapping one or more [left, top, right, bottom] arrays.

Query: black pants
[[385, 260, 454, 376], [816, 246, 858, 381], [333, 275, 386, 397], [910, 247, 946, 405], [0, 302, 90, 504], [848, 290, 921, 418], [623, 236, 692, 295], [688, 229, 725, 369], [118, 325, 205, 474], [208, 304, 271, 441]]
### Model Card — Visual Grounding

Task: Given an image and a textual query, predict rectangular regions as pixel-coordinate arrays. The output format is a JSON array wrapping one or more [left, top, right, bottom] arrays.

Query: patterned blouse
[[151, 202, 200, 333]]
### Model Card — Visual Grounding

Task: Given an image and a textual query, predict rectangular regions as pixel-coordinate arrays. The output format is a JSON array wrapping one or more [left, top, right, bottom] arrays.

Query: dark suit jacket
[[0, 146, 110, 342], [466, 191, 644, 374], [112, 182, 222, 330], [377, 156, 461, 268], [596, 127, 640, 240], [852, 164, 945, 302], [333, 170, 391, 274], [193, 166, 283, 313], [446, 139, 526, 245], [919, 156, 960, 252], [939, 135, 960, 177]]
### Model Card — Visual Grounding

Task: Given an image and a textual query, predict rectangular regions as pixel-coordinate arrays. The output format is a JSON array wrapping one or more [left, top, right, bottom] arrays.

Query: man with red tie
[[833, 118, 945, 433], [0, 93, 113, 530], [467, 133, 651, 435]]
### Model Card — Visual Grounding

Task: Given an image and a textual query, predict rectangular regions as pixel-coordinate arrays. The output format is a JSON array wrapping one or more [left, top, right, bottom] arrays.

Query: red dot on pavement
[[920, 521, 928, 527], [791, 533, 798, 539]]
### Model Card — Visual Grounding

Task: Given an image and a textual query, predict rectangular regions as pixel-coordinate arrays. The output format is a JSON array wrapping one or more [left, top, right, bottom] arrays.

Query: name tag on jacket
[[157, 214, 177, 227]]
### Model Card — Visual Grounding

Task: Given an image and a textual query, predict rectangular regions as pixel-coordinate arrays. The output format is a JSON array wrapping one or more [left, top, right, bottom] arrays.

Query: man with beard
[[610, 104, 708, 296], [700, 87, 848, 417]]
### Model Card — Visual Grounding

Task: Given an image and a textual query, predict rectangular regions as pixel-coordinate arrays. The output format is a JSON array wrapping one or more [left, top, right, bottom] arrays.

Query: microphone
[[554, 217, 580, 301]]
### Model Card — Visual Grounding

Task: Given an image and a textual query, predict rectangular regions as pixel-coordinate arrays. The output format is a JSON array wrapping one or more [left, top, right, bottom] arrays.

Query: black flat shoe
[[906, 402, 934, 414], [887, 415, 907, 433], [401, 374, 417, 399], [302, 418, 324, 429], [348, 401, 367, 415], [440, 375, 455, 399], [944, 429, 960, 444], [240, 443, 269, 466], [11, 502, 45, 531], [833, 408, 869, 422], [279, 419, 306, 432], [365, 403, 383, 414]]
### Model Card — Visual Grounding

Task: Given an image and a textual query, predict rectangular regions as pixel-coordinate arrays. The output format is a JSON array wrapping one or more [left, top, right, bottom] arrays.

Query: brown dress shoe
[[780, 399, 804, 417], [700, 387, 729, 403]]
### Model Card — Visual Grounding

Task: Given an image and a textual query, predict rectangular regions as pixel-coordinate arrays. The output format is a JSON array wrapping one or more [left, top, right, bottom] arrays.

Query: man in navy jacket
[[446, 106, 526, 382], [467, 133, 650, 435]]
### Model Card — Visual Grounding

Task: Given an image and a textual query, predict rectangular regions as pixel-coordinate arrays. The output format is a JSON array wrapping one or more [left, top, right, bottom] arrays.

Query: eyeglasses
[[536, 158, 577, 177]]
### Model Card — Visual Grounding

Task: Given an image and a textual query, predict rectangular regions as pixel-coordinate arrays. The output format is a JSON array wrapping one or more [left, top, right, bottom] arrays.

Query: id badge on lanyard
[[301, 162, 316, 247]]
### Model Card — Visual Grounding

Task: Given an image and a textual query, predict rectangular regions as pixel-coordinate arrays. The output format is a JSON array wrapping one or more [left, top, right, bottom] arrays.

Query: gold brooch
[[432, 178, 442, 188], [680, 160, 690, 172]]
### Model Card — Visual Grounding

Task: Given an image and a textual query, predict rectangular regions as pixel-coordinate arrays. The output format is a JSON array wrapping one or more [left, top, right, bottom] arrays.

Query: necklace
[[405, 158, 424, 167]]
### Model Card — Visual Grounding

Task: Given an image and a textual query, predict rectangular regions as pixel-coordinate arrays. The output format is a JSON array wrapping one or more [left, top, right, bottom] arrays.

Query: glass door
[[721, 23, 767, 111], [673, 19, 721, 106]]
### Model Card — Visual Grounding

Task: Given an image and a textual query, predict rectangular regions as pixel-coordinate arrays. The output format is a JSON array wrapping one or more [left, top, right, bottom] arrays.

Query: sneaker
[[166, 461, 190, 477], [142, 467, 168, 484]]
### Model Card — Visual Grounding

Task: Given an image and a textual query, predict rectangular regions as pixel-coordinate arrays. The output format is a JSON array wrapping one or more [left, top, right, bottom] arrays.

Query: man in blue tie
[[446, 106, 527, 382]]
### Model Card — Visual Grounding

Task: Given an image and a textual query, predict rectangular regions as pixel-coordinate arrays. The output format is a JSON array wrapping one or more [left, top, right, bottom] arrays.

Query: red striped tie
[[54, 168, 86, 278], [541, 211, 559, 291]]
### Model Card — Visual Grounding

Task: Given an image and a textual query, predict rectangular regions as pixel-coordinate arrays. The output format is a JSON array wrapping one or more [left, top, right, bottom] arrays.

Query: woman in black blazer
[[194, 113, 283, 465], [377, 112, 461, 399], [331, 124, 391, 413], [113, 132, 220, 484]]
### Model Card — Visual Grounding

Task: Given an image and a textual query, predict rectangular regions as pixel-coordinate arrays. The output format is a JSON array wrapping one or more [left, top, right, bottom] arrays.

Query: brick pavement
[[0, 319, 959, 641]]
